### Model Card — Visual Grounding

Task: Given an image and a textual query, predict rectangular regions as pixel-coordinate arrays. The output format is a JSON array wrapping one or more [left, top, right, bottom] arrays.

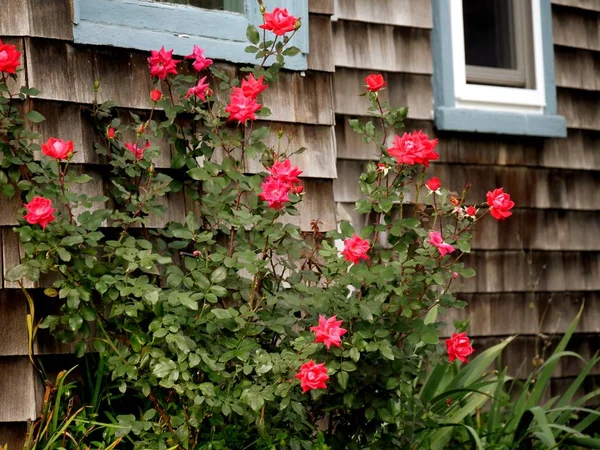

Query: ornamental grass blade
[[529, 406, 557, 447]]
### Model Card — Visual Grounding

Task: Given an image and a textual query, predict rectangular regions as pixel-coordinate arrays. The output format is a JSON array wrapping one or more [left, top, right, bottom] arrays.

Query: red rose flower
[[486, 188, 514, 220], [260, 8, 299, 36], [387, 131, 439, 167], [295, 360, 329, 393], [365, 74, 386, 92], [240, 74, 267, 99], [425, 177, 441, 192], [186, 45, 213, 72], [125, 142, 150, 160], [465, 205, 477, 217], [147, 47, 180, 80], [24, 196, 56, 229], [41, 137, 74, 160], [428, 231, 455, 257], [446, 332, 474, 363], [310, 315, 347, 350], [0, 40, 22, 74], [342, 234, 370, 265], [185, 76, 210, 101], [150, 89, 162, 102], [259, 177, 291, 209], [225, 90, 261, 123], [268, 159, 302, 185]]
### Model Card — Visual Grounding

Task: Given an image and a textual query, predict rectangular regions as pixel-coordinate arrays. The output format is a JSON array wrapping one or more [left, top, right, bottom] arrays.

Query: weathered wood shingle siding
[[332, 0, 600, 389], [0, 1, 338, 444]]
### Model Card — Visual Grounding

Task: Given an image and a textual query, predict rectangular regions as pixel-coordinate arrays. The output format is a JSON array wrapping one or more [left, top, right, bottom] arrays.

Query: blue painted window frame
[[72, 0, 309, 71], [431, 0, 567, 138]]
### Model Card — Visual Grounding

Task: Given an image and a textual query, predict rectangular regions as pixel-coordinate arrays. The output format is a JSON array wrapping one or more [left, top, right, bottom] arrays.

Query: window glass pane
[[152, 0, 244, 13], [462, 0, 516, 70]]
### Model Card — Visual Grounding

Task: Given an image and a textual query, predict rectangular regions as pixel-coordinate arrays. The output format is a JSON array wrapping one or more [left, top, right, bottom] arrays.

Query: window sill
[[434, 106, 567, 138]]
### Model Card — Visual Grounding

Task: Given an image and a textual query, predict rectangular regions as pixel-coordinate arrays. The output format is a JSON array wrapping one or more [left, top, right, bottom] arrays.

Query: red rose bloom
[[260, 8, 299, 36], [310, 315, 347, 350], [428, 231, 455, 257], [387, 131, 439, 167], [425, 177, 441, 192], [186, 45, 213, 72], [268, 159, 302, 185], [24, 196, 56, 229], [446, 332, 474, 363], [185, 76, 210, 100], [0, 40, 22, 74], [295, 360, 329, 393], [342, 234, 370, 265], [150, 89, 162, 102], [259, 177, 291, 209], [147, 47, 180, 79], [486, 188, 514, 220], [41, 137, 73, 160], [225, 90, 261, 123], [240, 74, 267, 99], [365, 74, 386, 92], [125, 142, 150, 160]]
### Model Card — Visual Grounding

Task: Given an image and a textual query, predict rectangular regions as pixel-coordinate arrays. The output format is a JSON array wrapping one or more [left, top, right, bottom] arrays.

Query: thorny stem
[[375, 95, 387, 147], [58, 162, 74, 224]]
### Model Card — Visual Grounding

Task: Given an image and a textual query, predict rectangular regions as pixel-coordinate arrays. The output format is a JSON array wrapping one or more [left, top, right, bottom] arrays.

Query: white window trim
[[449, 0, 546, 114]]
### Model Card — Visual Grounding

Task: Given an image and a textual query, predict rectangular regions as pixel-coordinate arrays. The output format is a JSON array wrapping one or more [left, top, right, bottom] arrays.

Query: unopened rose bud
[[148, 164, 155, 174], [453, 272, 459, 279], [136, 123, 146, 135], [150, 89, 162, 103], [107, 127, 116, 140], [93, 79, 100, 92], [294, 19, 301, 30], [277, 128, 284, 139], [259, 3, 265, 14], [192, 250, 201, 257]]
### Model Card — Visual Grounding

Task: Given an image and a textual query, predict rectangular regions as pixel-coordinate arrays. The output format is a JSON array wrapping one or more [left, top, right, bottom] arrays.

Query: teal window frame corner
[[72, 0, 309, 71], [431, 0, 567, 138]]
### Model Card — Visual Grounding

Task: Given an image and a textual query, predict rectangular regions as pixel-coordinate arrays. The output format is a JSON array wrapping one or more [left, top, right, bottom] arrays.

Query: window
[[431, 0, 566, 137], [72, 0, 309, 71]]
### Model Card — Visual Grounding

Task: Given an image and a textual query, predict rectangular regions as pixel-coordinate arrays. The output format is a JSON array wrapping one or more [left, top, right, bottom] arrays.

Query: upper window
[[72, 0, 309, 71], [431, 0, 566, 137]]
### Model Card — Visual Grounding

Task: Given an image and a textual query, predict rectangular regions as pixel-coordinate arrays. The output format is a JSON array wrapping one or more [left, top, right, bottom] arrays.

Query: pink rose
[[465, 205, 477, 217], [365, 74, 386, 92], [186, 45, 213, 72], [185, 76, 210, 100], [425, 177, 441, 192], [259, 177, 291, 209], [342, 234, 370, 265], [24, 196, 56, 229], [310, 315, 347, 350], [125, 142, 150, 160], [295, 360, 329, 393], [486, 188, 514, 220], [147, 47, 180, 79], [150, 89, 162, 102], [225, 90, 261, 123], [427, 231, 455, 257], [0, 40, 22, 74], [260, 8, 299, 36], [41, 137, 73, 160], [387, 131, 439, 167], [240, 74, 267, 99], [446, 332, 474, 363]]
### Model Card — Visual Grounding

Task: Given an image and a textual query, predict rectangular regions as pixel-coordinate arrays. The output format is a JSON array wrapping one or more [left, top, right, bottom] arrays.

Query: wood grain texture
[[442, 292, 600, 336], [280, 179, 337, 231], [555, 46, 600, 91], [307, 14, 335, 72], [557, 87, 600, 130], [0, 356, 41, 421], [0, 0, 72, 39], [334, 159, 600, 210], [334, 69, 432, 119], [309, 0, 334, 15], [0, 0, 30, 36], [0, 423, 27, 449], [0, 291, 28, 356], [552, 5, 600, 51], [336, 118, 600, 171], [458, 251, 600, 293], [333, 0, 432, 29], [552, 0, 600, 11], [333, 20, 432, 73]]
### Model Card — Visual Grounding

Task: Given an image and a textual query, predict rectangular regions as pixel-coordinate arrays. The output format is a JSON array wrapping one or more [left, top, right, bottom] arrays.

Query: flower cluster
[[259, 159, 303, 209]]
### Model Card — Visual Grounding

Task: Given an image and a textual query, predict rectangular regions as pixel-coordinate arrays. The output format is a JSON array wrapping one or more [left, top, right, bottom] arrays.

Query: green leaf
[[61, 236, 84, 247], [25, 110, 46, 123], [210, 267, 227, 284], [246, 24, 260, 45], [340, 361, 357, 372], [211, 309, 232, 319], [5, 264, 28, 282], [359, 304, 373, 322], [337, 371, 349, 390]]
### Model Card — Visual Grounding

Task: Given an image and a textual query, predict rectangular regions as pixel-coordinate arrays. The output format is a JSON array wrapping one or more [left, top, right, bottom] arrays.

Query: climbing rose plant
[[0, 15, 514, 449]]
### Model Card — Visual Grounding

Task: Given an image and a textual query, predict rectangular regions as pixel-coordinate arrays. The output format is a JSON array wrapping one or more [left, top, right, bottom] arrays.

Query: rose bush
[[0, 13, 516, 449]]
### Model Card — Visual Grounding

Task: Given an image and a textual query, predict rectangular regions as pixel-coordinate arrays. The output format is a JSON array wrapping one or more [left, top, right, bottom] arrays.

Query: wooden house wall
[[0, 0, 337, 445], [331, 0, 600, 394]]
